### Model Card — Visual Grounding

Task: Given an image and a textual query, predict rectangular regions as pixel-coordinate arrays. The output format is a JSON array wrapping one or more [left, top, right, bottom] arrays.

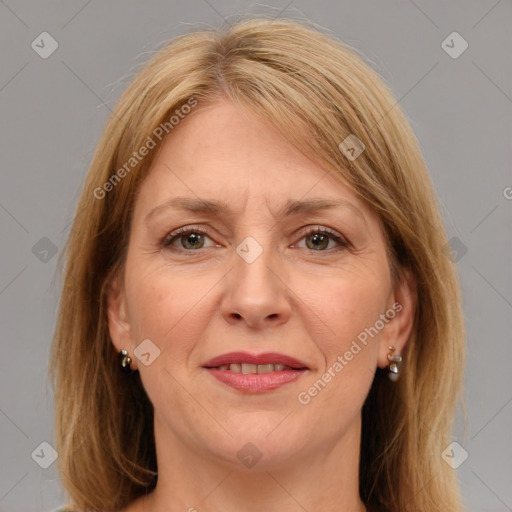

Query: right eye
[[161, 227, 218, 252]]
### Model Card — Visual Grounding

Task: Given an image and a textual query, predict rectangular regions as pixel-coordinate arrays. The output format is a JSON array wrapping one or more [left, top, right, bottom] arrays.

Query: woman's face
[[108, 98, 414, 469]]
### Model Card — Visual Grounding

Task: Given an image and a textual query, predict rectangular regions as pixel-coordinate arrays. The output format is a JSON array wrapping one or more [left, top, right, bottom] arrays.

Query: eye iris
[[182, 232, 204, 249], [306, 233, 329, 250]]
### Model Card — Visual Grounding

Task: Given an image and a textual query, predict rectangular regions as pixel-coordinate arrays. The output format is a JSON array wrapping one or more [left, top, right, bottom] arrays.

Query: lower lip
[[204, 368, 307, 393]]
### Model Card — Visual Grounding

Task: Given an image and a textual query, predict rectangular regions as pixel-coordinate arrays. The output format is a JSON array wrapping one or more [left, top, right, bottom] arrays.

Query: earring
[[119, 349, 133, 374], [387, 345, 402, 382]]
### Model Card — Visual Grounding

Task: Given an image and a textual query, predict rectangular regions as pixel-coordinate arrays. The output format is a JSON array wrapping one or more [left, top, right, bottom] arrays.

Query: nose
[[220, 241, 292, 330]]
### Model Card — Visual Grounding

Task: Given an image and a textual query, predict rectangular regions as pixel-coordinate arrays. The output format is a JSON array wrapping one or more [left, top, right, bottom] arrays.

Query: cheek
[[311, 268, 390, 351], [123, 262, 206, 358], [296, 263, 390, 412], [296, 276, 385, 419]]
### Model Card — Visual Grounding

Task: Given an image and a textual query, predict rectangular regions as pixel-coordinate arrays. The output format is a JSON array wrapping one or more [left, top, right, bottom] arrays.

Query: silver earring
[[387, 345, 402, 382], [119, 349, 133, 374]]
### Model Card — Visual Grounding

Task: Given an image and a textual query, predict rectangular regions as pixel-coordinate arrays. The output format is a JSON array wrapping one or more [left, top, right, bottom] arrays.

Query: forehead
[[134, 99, 375, 223]]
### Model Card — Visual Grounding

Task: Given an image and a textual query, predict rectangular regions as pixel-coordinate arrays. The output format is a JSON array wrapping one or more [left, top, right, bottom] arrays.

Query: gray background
[[1, 1, 511, 511]]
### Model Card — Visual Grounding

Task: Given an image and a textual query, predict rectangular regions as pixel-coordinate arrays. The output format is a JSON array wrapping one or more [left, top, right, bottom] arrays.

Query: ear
[[106, 272, 137, 370], [377, 268, 416, 369]]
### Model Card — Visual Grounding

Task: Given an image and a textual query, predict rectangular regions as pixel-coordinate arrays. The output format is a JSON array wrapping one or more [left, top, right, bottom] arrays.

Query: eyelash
[[160, 225, 349, 254]]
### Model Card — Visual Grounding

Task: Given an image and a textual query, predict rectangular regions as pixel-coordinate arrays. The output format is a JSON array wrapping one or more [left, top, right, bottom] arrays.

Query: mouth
[[202, 351, 309, 371], [207, 362, 301, 373], [202, 352, 309, 393]]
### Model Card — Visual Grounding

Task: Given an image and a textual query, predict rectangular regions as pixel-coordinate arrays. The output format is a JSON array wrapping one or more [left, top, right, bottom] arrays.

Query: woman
[[51, 16, 465, 512]]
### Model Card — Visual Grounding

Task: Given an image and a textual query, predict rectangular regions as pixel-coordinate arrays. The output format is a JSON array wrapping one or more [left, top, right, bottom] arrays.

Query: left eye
[[294, 228, 348, 251], [161, 227, 347, 252]]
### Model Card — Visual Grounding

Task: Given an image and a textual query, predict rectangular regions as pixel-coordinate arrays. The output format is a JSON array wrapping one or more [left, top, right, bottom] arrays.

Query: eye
[[294, 226, 349, 252], [161, 225, 349, 253], [161, 227, 217, 251]]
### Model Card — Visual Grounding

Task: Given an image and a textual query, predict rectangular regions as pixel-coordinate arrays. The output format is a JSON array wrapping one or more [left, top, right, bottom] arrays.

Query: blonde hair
[[51, 16, 466, 512]]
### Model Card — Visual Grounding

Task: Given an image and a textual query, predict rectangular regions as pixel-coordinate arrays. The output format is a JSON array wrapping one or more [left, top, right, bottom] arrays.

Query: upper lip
[[202, 352, 309, 369]]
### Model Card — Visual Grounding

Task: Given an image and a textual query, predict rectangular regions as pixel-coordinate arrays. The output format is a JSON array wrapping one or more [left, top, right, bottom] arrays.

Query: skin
[[107, 98, 415, 512]]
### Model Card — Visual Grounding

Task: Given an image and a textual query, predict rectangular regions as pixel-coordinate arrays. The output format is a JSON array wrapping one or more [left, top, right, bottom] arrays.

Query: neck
[[139, 413, 367, 512]]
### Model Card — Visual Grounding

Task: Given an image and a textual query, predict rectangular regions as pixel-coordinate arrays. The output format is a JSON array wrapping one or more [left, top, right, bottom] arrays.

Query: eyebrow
[[144, 196, 365, 223]]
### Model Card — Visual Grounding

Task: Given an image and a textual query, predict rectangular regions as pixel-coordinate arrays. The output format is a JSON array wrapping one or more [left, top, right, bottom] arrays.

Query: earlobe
[[377, 268, 416, 369]]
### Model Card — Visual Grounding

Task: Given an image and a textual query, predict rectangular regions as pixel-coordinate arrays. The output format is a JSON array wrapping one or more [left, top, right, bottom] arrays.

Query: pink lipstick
[[202, 351, 309, 393]]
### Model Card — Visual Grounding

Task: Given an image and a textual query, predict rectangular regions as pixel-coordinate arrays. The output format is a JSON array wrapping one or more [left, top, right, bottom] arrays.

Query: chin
[[211, 424, 308, 468]]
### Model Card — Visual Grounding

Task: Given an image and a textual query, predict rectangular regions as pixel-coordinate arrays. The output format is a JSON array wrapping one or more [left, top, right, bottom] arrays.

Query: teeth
[[257, 364, 275, 374], [241, 363, 257, 374], [218, 363, 293, 373]]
